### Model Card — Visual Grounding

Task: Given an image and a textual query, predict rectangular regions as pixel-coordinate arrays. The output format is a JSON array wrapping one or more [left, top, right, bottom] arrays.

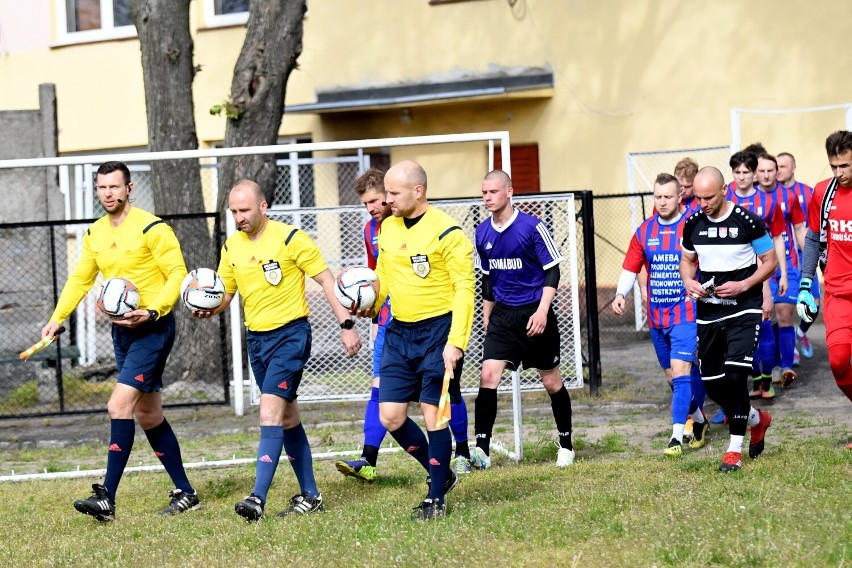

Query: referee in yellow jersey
[[194, 180, 361, 521], [41, 161, 199, 521], [359, 160, 475, 520]]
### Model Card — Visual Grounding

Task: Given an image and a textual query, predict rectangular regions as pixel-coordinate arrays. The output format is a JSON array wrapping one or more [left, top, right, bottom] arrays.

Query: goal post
[[0, 131, 586, 465]]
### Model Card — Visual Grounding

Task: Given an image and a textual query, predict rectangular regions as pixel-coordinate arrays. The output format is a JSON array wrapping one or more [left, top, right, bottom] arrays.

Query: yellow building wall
[[2, 0, 851, 283]]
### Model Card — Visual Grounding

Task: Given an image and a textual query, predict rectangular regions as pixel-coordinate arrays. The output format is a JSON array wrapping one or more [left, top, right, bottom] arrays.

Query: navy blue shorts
[[379, 313, 461, 405], [247, 318, 311, 400], [112, 312, 176, 393]]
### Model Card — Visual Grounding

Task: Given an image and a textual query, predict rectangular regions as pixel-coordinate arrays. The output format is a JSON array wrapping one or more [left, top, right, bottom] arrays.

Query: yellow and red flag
[[437, 368, 452, 426]]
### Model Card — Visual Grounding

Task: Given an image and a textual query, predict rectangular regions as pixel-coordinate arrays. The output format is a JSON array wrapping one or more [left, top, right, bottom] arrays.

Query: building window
[[55, 0, 136, 44], [204, 0, 249, 27], [494, 144, 540, 194]]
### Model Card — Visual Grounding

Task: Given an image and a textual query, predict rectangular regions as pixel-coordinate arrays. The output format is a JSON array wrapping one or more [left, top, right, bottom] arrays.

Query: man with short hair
[[797, 131, 852, 449], [680, 167, 776, 472], [42, 161, 199, 522], [472, 170, 575, 468], [755, 153, 806, 393], [727, 152, 789, 400], [335, 168, 472, 482], [674, 157, 700, 215], [357, 160, 475, 520], [612, 173, 708, 457], [195, 179, 362, 521], [777, 151, 819, 359]]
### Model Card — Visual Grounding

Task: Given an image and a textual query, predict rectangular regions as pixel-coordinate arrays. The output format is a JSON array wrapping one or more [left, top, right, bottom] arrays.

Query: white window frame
[[203, 0, 249, 28], [53, 0, 136, 46]]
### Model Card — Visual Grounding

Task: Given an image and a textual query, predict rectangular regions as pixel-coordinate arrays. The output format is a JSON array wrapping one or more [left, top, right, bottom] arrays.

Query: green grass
[[0, 430, 848, 567], [0, 376, 114, 412]]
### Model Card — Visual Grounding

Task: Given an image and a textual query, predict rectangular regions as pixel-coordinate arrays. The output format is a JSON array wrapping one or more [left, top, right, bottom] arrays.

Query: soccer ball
[[180, 268, 225, 311], [97, 277, 140, 319], [334, 266, 379, 311]]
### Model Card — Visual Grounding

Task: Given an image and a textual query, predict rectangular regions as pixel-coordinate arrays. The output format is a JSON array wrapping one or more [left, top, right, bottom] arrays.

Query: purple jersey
[[623, 213, 696, 329], [475, 208, 563, 306]]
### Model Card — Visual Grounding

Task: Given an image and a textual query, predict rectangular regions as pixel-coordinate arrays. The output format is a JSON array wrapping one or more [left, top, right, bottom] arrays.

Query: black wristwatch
[[339, 318, 355, 330], [147, 309, 159, 322]]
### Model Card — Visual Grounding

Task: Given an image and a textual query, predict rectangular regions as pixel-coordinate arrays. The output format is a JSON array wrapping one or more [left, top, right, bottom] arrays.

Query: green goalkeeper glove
[[796, 277, 817, 323]]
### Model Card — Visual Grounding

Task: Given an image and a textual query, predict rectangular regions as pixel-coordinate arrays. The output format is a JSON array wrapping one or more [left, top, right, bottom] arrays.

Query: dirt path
[[0, 322, 848, 458]]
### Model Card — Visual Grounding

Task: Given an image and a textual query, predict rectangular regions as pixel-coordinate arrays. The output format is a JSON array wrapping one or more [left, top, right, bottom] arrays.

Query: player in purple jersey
[[611, 174, 708, 456], [681, 167, 776, 472], [335, 169, 471, 483], [777, 152, 819, 359], [471, 170, 575, 469]]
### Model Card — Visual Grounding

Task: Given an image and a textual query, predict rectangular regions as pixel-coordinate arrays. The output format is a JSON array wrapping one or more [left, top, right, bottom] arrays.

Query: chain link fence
[[261, 193, 587, 402], [0, 214, 226, 418]]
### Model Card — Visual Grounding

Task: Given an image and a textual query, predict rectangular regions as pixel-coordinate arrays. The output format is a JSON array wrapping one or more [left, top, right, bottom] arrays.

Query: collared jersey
[[808, 178, 852, 295], [50, 207, 186, 324], [219, 219, 328, 332], [681, 205, 772, 321], [475, 208, 563, 306], [375, 205, 475, 350], [622, 212, 696, 329], [364, 217, 391, 326]]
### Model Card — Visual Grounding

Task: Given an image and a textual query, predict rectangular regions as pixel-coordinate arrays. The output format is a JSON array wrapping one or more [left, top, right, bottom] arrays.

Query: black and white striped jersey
[[681, 204, 770, 321]]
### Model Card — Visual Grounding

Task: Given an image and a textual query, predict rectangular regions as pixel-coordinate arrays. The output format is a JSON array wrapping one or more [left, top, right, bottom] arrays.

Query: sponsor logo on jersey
[[708, 228, 717, 238], [485, 242, 493, 250], [719, 227, 727, 238], [488, 258, 523, 270], [730, 228, 739, 238]]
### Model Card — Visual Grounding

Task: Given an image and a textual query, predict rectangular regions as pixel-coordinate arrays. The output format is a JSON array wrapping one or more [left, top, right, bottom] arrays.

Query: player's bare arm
[[314, 268, 362, 358], [191, 292, 236, 319], [714, 248, 778, 298], [679, 250, 707, 299], [527, 286, 556, 337]]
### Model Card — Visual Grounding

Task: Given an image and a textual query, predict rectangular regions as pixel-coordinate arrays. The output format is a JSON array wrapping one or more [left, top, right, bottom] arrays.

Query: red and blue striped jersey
[[726, 188, 786, 238], [772, 184, 805, 269], [788, 181, 813, 262], [622, 213, 696, 329], [363, 218, 391, 326]]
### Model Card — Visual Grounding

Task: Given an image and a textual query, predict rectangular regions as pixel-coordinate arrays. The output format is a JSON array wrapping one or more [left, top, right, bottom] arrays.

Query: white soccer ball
[[180, 268, 226, 311], [97, 277, 140, 319], [334, 266, 379, 311]]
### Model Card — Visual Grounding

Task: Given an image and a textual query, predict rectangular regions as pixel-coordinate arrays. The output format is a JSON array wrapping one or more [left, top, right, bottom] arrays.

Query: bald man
[[194, 179, 362, 521], [355, 160, 475, 520], [680, 167, 777, 472]]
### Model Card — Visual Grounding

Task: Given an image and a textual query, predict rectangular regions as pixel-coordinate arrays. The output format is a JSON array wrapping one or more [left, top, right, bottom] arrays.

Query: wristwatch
[[339, 318, 355, 330], [147, 309, 159, 322]]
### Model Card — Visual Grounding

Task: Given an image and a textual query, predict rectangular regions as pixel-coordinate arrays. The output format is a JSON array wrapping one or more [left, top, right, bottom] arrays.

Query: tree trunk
[[217, 0, 307, 208], [131, 0, 220, 387]]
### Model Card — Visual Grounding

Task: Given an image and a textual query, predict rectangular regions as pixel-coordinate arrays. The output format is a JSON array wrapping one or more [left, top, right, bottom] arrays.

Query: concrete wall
[[0, 84, 61, 223]]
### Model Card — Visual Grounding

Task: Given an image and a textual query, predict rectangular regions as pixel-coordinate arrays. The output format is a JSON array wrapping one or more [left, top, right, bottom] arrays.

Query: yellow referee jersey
[[375, 205, 475, 350], [218, 220, 328, 332], [50, 207, 187, 324]]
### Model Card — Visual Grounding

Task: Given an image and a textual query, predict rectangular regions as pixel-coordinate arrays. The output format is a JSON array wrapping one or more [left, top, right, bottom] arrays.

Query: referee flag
[[437, 368, 452, 426]]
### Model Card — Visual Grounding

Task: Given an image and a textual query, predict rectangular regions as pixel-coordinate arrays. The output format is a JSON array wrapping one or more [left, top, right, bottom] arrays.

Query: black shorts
[[482, 302, 560, 371], [697, 311, 761, 380]]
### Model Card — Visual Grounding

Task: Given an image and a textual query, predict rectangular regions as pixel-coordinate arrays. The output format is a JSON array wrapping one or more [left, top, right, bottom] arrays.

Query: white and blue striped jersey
[[475, 208, 563, 306]]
